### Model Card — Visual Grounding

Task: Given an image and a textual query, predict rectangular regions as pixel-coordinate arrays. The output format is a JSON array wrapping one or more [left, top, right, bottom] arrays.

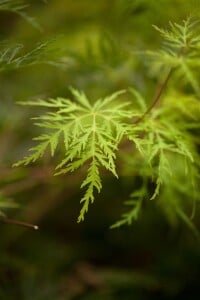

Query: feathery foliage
[[146, 18, 200, 94], [14, 18, 200, 229], [0, 40, 59, 72], [14, 88, 139, 222], [0, 0, 47, 215]]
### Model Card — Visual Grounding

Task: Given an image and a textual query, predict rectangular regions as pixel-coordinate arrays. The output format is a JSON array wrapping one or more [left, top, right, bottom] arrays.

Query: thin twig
[[134, 67, 174, 124], [0, 217, 39, 230], [134, 47, 185, 124]]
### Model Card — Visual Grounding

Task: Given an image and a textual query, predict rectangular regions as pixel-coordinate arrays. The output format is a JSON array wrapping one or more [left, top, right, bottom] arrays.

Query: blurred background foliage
[[0, 0, 200, 299]]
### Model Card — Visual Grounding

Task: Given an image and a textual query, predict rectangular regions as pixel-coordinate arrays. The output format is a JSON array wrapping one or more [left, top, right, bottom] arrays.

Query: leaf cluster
[[14, 88, 139, 222], [145, 18, 200, 94], [0, 0, 44, 215], [0, 39, 65, 72], [14, 18, 200, 230]]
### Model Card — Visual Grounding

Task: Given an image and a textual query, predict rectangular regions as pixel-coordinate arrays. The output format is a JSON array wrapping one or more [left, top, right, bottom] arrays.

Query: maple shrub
[[13, 18, 200, 232]]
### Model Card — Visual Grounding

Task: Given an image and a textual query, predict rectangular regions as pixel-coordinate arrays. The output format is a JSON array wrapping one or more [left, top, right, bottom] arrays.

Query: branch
[[134, 67, 173, 124], [134, 47, 185, 124], [0, 217, 38, 230]]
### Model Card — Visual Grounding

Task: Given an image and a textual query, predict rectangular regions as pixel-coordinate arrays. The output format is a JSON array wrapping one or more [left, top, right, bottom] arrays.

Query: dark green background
[[0, 1, 200, 299]]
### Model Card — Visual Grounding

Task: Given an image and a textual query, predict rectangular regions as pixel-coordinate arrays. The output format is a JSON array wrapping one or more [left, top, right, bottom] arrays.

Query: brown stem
[[0, 217, 39, 230], [134, 47, 185, 125], [134, 67, 174, 124]]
